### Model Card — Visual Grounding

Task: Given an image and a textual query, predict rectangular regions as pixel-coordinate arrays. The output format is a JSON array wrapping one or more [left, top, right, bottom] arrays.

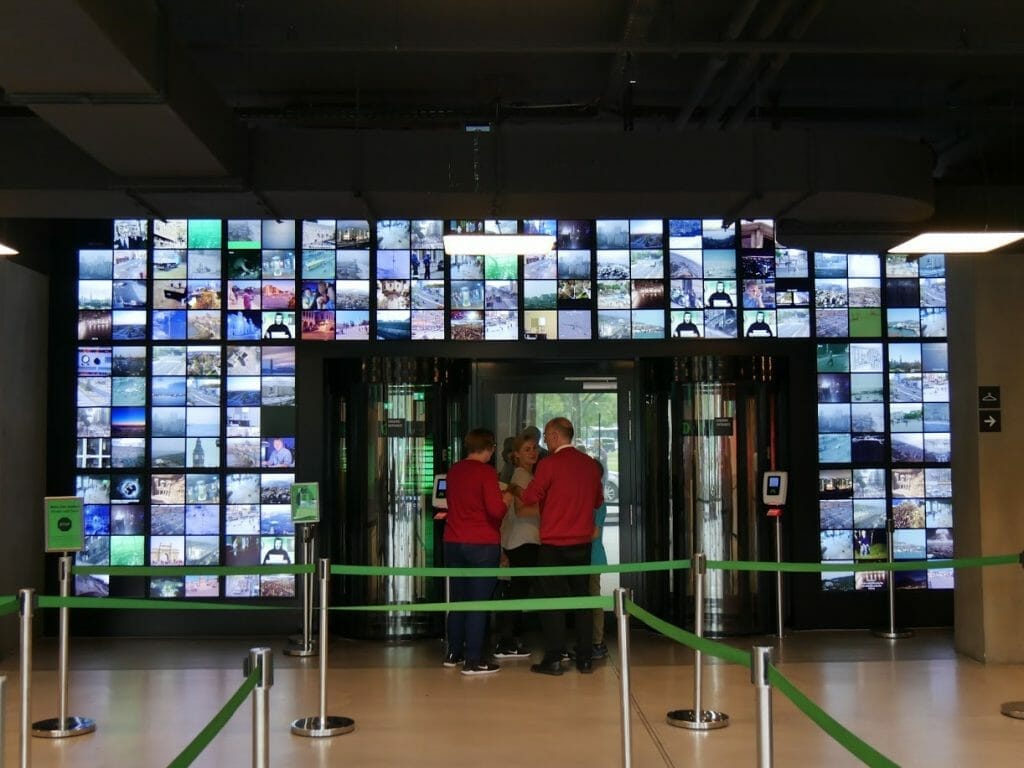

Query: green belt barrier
[[39, 596, 293, 611], [68, 552, 1021, 581], [166, 664, 262, 768], [72, 564, 313, 577], [767, 665, 900, 768], [625, 599, 901, 767], [0, 595, 19, 616], [626, 600, 752, 666]]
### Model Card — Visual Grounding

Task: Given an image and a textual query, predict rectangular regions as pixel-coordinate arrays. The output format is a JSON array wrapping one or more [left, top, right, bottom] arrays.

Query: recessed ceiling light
[[889, 232, 1024, 254]]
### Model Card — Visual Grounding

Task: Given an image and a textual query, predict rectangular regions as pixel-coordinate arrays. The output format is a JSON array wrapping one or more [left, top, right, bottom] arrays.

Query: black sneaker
[[443, 651, 465, 668], [493, 643, 531, 659], [559, 648, 576, 663], [592, 643, 609, 659], [461, 661, 501, 676]]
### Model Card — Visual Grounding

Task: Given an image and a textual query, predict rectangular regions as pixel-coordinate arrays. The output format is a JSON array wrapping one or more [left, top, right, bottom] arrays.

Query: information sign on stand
[[291, 482, 321, 524], [44, 497, 84, 553]]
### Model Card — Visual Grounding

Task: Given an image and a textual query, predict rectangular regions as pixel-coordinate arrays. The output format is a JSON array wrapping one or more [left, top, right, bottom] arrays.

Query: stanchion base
[[283, 644, 317, 657], [1000, 701, 1024, 719], [291, 716, 355, 737], [31, 717, 96, 739], [666, 709, 729, 730], [871, 628, 914, 639]]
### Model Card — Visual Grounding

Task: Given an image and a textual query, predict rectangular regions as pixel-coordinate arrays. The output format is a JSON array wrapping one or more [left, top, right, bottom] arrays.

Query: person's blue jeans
[[444, 541, 501, 664]]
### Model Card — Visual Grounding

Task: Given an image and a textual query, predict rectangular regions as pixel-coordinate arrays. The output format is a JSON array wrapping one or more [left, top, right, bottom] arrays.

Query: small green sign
[[291, 482, 320, 524], [45, 496, 84, 553]]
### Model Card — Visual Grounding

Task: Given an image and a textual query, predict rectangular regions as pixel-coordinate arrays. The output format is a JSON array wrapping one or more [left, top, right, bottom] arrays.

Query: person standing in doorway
[[443, 428, 511, 675], [493, 431, 542, 659], [510, 417, 603, 675]]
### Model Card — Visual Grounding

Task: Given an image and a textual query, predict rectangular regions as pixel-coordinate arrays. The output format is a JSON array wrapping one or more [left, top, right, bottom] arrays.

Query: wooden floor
[[1, 627, 1022, 767]]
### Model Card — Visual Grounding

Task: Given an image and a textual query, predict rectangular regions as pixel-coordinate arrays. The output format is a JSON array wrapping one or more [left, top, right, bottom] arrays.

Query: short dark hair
[[464, 428, 496, 454]]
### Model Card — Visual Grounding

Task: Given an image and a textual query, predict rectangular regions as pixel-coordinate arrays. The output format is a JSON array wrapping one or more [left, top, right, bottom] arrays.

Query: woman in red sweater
[[442, 428, 510, 675]]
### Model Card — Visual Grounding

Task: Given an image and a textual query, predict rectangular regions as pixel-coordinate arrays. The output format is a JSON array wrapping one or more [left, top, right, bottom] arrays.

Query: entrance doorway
[[326, 355, 792, 639], [478, 361, 633, 600]]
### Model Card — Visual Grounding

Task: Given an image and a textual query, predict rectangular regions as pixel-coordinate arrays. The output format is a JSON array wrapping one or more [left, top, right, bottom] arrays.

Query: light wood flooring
[[1, 627, 1022, 767]]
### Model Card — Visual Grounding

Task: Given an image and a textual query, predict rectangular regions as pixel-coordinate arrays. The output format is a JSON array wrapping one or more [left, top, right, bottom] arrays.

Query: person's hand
[[501, 490, 514, 506], [500, 551, 510, 568]]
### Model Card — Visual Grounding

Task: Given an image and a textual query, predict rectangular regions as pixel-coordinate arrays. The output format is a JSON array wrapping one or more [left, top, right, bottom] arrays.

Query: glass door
[[476, 361, 635, 598]]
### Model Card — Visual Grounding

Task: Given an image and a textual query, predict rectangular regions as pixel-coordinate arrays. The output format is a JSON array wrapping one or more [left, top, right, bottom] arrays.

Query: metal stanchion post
[[773, 515, 786, 639], [291, 558, 355, 737], [246, 647, 273, 768], [443, 575, 451, 660], [613, 588, 633, 768], [999, 552, 1024, 719], [667, 553, 729, 730], [1, 673, 6, 765], [285, 524, 316, 657], [872, 519, 912, 639], [19, 588, 35, 768], [752, 646, 774, 768], [32, 555, 95, 738]]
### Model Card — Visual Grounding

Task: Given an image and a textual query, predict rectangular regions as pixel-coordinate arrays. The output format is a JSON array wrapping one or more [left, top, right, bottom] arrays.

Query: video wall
[[74, 217, 951, 597]]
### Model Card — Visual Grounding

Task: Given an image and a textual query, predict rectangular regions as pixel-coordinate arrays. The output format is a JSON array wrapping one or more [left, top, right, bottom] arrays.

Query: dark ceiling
[[2, 0, 1023, 250]]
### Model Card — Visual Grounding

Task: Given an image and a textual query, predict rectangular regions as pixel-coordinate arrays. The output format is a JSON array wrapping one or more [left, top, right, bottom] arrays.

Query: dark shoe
[[576, 659, 593, 674], [493, 642, 531, 659], [558, 648, 576, 663], [443, 651, 465, 668], [592, 643, 609, 659], [461, 661, 500, 676], [530, 658, 564, 676]]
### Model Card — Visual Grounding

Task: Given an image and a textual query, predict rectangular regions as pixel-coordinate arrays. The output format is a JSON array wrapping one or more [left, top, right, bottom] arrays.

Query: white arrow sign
[[984, 415, 998, 427]]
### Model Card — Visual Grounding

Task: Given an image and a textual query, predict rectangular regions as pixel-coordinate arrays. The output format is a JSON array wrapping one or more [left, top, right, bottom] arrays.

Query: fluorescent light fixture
[[443, 234, 555, 256], [889, 232, 1024, 254], [0, 242, 18, 256]]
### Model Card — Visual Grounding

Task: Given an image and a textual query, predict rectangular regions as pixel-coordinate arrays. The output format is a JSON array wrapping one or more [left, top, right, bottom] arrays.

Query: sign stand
[[284, 523, 317, 657], [32, 555, 96, 738], [34, 497, 95, 738], [872, 518, 913, 640], [286, 483, 320, 657]]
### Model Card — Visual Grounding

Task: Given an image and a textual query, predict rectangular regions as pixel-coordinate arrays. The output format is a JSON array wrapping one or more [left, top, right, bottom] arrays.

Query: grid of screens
[[817, 253, 951, 592], [75, 219, 952, 598], [291, 217, 811, 341], [77, 219, 298, 599]]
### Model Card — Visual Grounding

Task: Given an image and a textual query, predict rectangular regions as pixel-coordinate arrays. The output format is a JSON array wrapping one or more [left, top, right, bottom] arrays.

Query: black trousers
[[536, 542, 592, 662], [496, 543, 540, 643]]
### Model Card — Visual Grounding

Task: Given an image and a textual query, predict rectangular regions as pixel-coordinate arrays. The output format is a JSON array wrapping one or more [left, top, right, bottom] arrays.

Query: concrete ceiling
[[1, 0, 1023, 251]]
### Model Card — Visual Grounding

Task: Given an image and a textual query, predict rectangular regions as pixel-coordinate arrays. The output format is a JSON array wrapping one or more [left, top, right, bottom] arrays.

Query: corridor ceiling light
[[443, 234, 555, 256], [0, 241, 18, 256], [889, 232, 1024, 254]]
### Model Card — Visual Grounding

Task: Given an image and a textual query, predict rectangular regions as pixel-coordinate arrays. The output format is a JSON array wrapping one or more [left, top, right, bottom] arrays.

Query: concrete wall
[[0, 259, 48, 654], [951, 252, 1024, 662]]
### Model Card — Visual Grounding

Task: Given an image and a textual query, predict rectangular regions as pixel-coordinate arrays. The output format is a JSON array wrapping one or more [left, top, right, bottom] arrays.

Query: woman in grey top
[[493, 432, 541, 658]]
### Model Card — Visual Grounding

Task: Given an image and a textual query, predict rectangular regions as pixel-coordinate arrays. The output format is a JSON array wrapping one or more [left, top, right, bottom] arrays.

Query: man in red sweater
[[510, 417, 603, 674], [443, 428, 511, 675]]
